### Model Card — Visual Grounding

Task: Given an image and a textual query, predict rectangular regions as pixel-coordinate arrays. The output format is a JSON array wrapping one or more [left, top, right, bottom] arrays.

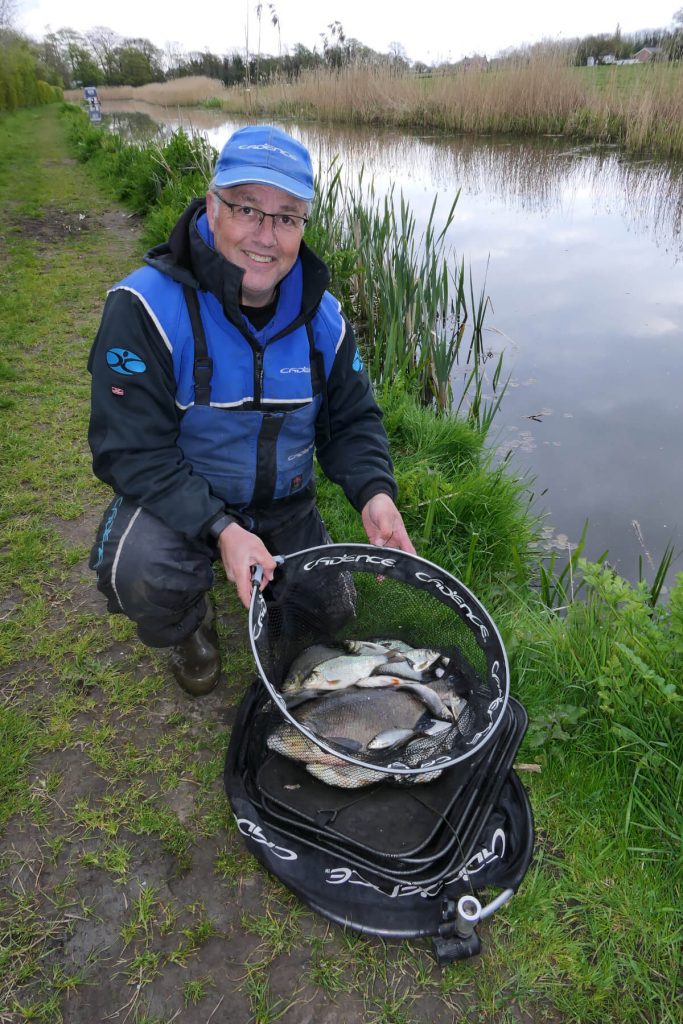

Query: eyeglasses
[[211, 191, 308, 234]]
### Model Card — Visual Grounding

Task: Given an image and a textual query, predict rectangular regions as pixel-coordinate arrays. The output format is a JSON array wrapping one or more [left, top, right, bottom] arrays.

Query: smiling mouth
[[245, 251, 275, 264]]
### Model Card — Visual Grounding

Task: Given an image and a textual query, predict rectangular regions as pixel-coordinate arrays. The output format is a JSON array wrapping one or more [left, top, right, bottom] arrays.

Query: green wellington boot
[[169, 604, 221, 696]]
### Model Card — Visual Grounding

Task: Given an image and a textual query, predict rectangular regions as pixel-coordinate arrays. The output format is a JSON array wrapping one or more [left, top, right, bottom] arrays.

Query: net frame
[[248, 543, 509, 777]]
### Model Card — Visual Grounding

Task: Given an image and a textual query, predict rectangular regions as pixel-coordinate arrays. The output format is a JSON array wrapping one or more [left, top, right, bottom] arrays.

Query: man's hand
[[361, 493, 416, 554], [217, 522, 278, 608]]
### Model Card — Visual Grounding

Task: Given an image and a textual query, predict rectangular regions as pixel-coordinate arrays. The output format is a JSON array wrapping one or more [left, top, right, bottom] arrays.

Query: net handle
[[250, 555, 286, 591]]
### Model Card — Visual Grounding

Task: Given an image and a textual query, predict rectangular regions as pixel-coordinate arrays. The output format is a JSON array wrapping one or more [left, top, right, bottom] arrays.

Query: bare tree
[[388, 40, 409, 67], [163, 41, 185, 76], [669, 7, 683, 58], [0, 0, 18, 30], [84, 25, 121, 82]]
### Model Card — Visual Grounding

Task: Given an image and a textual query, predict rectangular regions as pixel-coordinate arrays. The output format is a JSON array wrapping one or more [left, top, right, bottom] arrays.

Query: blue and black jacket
[[87, 200, 396, 541]]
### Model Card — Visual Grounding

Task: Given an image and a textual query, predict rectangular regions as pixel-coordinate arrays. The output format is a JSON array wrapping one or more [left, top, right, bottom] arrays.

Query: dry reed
[[64, 76, 230, 106], [65, 61, 683, 159]]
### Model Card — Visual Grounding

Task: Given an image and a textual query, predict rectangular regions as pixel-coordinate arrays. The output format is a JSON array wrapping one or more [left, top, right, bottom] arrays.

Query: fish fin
[[422, 719, 453, 736], [443, 673, 473, 697], [283, 689, 325, 709], [307, 677, 343, 689], [327, 736, 363, 753], [450, 694, 468, 719], [356, 675, 401, 688]]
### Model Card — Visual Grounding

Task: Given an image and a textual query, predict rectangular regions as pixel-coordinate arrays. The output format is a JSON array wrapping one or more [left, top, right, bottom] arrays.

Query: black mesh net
[[249, 545, 509, 784]]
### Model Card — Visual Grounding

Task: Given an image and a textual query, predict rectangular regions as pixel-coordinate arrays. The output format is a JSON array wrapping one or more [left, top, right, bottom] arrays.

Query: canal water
[[101, 101, 683, 588]]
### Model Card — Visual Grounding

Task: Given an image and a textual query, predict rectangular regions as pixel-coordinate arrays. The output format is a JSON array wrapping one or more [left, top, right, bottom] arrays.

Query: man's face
[[207, 183, 307, 308]]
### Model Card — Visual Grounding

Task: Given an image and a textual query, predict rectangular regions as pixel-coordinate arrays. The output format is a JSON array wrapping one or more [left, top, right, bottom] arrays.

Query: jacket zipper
[[254, 348, 263, 406]]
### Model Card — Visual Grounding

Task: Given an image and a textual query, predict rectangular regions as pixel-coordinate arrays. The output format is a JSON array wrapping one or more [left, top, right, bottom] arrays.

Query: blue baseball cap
[[212, 125, 314, 201]]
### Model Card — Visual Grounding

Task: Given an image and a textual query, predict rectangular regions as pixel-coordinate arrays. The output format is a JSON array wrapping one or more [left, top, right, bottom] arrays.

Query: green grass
[[0, 104, 681, 1024]]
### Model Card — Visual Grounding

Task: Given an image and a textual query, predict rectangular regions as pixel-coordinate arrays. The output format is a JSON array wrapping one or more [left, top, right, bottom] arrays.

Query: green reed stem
[[312, 166, 500, 420]]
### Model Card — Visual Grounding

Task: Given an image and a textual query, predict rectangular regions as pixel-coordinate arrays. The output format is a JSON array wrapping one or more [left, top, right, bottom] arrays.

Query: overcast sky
[[20, 0, 679, 64]]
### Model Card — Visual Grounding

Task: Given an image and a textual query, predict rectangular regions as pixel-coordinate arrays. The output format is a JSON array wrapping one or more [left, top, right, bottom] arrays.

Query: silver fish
[[267, 687, 455, 788], [306, 762, 388, 788], [294, 653, 393, 692], [294, 687, 435, 746], [267, 717, 453, 788], [270, 688, 440, 758], [376, 639, 415, 654], [367, 727, 417, 750], [342, 638, 413, 656], [282, 675, 457, 722], [266, 727, 348, 767], [376, 649, 450, 681], [282, 644, 344, 691], [355, 674, 453, 720], [306, 762, 444, 788], [368, 718, 452, 750]]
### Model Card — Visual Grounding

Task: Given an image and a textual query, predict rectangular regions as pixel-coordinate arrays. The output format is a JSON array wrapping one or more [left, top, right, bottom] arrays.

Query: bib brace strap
[[306, 321, 331, 444], [183, 285, 330, 435], [183, 285, 213, 407]]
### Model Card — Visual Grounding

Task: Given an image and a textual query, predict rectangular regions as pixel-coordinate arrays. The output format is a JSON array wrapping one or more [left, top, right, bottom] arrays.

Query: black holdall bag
[[224, 544, 535, 963], [224, 683, 534, 963]]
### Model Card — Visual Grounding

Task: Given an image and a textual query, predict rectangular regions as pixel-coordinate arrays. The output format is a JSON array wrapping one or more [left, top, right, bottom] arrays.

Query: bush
[[0, 38, 61, 112]]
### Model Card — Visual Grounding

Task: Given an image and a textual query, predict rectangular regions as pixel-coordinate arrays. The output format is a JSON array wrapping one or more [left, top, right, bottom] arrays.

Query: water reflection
[[98, 100, 683, 586], [297, 126, 683, 260], [100, 102, 683, 258], [102, 109, 166, 145]]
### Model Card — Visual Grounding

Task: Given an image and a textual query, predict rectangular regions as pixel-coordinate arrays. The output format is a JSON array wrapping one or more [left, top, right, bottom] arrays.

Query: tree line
[[13, 22, 412, 91], [1, 10, 682, 98]]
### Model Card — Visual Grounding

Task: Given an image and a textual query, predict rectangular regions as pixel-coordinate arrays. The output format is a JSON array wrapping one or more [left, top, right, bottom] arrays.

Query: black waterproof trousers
[[89, 495, 331, 648]]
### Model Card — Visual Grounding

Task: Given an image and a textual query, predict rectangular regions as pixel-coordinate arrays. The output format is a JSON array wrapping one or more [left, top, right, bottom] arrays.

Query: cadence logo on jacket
[[106, 348, 147, 375]]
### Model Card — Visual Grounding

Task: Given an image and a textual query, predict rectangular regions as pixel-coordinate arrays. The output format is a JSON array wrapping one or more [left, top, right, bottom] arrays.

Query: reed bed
[[255, 60, 683, 158], [83, 59, 683, 159], [307, 166, 504, 420], [64, 75, 231, 107]]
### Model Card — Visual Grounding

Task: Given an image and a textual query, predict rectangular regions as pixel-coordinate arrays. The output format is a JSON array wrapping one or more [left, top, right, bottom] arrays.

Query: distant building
[[633, 46, 662, 62], [457, 55, 489, 72]]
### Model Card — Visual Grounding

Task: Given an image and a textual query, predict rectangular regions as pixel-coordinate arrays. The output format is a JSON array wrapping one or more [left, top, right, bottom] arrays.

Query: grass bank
[[66, 58, 683, 160], [0, 105, 681, 1023]]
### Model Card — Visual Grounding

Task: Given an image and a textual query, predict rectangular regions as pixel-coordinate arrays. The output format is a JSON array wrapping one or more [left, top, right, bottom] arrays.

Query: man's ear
[[206, 192, 216, 230]]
